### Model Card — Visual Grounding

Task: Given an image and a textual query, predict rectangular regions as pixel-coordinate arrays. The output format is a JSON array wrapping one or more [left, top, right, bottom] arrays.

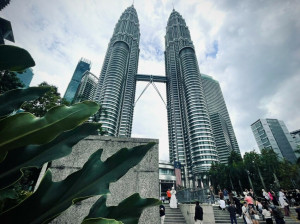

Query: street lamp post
[[246, 170, 255, 194]]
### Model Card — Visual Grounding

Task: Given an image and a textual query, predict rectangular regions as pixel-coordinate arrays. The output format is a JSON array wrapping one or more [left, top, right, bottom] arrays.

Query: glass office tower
[[93, 5, 140, 137], [73, 71, 98, 103], [64, 58, 91, 103], [15, 68, 34, 87], [201, 74, 240, 164], [251, 118, 297, 163], [165, 10, 218, 187]]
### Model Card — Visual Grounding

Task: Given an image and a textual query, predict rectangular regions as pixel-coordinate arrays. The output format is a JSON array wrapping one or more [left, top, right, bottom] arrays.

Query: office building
[[15, 68, 34, 87], [201, 74, 240, 164], [251, 119, 298, 163], [165, 10, 218, 187], [93, 5, 140, 137], [64, 58, 91, 103], [73, 71, 98, 103], [159, 161, 176, 197]]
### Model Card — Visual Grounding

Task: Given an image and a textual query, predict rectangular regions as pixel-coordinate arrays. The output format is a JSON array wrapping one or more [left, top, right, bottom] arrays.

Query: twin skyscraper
[[69, 5, 240, 187]]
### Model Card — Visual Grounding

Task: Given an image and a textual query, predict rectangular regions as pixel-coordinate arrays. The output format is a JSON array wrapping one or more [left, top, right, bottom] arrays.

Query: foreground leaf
[[0, 143, 155, 224], [0, 101, 99, 157], [0, 45, 35, 71], [0, 123, 99, 189], [82, 193, 161, 224], [0, 86, 51, 118], [82, 218, 122, 224]]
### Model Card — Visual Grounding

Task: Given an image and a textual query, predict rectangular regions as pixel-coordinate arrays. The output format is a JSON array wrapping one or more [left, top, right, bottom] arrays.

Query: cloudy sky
[[2, 0, 300, 160]]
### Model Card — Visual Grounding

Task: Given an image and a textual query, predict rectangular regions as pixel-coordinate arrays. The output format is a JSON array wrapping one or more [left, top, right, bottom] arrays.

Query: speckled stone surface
[[44, 136, 159, 224]]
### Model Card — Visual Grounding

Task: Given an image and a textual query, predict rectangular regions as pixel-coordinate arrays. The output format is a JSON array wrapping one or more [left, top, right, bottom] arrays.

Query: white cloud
[[2, 0, 300, 160]]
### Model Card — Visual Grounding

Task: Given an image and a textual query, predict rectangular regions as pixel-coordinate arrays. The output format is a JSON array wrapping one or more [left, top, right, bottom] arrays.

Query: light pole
[[246, 170, 255, 194]]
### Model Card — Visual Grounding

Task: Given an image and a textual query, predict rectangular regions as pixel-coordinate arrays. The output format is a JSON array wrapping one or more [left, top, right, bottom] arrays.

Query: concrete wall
[[35, 136, 159, 224], [179, 204, 215, 224]]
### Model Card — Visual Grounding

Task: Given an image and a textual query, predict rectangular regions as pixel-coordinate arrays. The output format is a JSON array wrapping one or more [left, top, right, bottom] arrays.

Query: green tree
[[228, 151, 247, 193], [21, 82, 70, 117], [0, 70, 24, 94], [278, 160, 299, 189]]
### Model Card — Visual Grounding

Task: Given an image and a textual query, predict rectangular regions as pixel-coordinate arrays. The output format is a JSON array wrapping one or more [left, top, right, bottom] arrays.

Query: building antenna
[[172, 1, 174, 10], [132, 0, 134, 6]]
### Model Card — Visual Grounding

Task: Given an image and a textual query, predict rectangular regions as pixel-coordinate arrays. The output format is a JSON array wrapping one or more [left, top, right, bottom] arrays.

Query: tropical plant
[[0, 45, 160, 223]]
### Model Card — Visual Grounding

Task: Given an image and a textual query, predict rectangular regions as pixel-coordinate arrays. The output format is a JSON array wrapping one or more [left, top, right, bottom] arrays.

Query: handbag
[[254, 214, 260, 220]]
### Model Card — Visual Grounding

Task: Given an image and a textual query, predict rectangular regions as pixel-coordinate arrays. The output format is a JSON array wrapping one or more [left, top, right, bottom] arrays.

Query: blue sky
[[2, 0, 300, 160]]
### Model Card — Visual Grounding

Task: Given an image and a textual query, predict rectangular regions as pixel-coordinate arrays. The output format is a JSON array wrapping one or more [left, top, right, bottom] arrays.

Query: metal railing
[[176, 187, 211, 204]]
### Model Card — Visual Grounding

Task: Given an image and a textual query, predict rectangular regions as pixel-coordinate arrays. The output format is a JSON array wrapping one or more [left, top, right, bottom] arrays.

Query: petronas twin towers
[[93, 5, 239, 187]]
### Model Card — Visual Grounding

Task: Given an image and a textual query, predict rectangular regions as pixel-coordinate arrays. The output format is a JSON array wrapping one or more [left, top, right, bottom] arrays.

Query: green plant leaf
[[0, 45, 35, 71], [0, 143, 155, 223], [82, 219, 122, 224], [0, 101, 99, 158], [82, 193, 161, 224], [0, 188, 18, 201], [0, 86, 51, 118], [0, 123, 100, 189]]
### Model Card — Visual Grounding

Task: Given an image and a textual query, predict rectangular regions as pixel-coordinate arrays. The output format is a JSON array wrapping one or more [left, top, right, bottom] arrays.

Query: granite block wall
[[35, 136, 160, 224]]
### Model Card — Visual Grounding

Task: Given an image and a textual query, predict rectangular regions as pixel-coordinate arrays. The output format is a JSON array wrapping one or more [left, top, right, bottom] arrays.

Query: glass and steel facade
[[64, 58, 91, 103], [201, 74, 240, 163], [93, 5, 140, 137], [165, 10, 218, 187], [251, 118, 297, 163], [73, 71, 98, 103], [15, 68, 34, 87]]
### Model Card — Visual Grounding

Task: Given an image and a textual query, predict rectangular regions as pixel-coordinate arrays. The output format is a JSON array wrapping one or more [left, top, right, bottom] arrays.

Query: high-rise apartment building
[[201, 74, 240, 164], [64, 58, 91, 103], [15, 68, 34, 87], [93, 6, 140, 137], [165, 10, 218, 187], [251, 119, 298, 163], [73, 71, 98, 103]]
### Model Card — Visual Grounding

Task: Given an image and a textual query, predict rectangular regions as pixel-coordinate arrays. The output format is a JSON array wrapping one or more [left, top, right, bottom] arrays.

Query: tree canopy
[[209, 149, 300, 195], [21, 82, 69, 117], [0, 70, 24, 94]]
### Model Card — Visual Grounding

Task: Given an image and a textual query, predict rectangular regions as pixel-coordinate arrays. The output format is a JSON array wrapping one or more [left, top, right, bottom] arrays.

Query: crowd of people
[[215, 187, 300, 224]]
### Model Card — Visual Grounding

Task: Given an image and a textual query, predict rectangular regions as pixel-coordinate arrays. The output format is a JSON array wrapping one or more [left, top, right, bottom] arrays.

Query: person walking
[[262, 204, 273, 224], [245, 194, 255, 209], [219, 189, 224, 199], [263, 189, 270, 202], [249, 205, 260, 224], [224, 188, 229, 200], [233, 196, 243, 218], [242, 202, 252, 224], [228, 202, 238, 224], [159, 204, 165, 224], [272, 205, 285, 224], [194, 201, 203, 224], [279, 189, 289, 216], [209, 185, 215, 204], [268, 190, 274, 202], [166, 189, 171, 203], [170, 187, 177, 208]]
